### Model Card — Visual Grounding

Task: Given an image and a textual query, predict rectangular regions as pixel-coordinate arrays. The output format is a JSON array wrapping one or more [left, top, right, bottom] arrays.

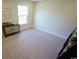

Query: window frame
[[18, 5, 29, 25]]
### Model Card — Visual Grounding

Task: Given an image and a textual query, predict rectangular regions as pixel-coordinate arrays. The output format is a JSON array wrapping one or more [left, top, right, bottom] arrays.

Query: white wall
[[34, 0, 77, 39], [2, 0, 35, 30]]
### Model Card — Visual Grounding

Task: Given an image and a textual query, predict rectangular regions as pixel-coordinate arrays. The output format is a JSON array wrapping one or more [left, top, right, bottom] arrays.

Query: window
[[18, 5, 28, 25]]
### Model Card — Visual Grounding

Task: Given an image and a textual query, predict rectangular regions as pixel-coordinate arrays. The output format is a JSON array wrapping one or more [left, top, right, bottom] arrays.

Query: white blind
[[18, 5, 28, 25]]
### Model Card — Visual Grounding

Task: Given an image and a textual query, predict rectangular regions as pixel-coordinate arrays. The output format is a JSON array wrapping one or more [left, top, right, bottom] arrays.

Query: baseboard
[[20, 26, 33, 31], [34, 26, 67, 39]]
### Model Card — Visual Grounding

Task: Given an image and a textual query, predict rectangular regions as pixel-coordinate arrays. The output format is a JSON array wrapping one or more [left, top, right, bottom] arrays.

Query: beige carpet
[[3, 28, 66, 59]]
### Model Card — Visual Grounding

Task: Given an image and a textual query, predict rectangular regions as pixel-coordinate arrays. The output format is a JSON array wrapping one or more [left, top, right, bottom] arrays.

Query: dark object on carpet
[[57, 28, 77, 59], [2, 22, 20, 37]]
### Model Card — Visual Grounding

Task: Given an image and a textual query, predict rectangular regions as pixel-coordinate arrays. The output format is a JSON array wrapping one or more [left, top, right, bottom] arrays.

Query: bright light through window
[[18, 5, 28, 25]]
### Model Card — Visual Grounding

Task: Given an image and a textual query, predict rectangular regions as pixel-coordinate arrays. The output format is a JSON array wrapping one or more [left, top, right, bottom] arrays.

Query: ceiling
[[29, 0, 45, 1], [3, 0, 72, 2], [30, 0, 40, 1], [3, 0, 47, 2], [3, 0, 75, 2]]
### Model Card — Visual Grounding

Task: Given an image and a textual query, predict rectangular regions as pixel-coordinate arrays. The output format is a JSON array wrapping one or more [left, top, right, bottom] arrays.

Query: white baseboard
[[34, 26, 67, 39], [20, 26, 33, 31]]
